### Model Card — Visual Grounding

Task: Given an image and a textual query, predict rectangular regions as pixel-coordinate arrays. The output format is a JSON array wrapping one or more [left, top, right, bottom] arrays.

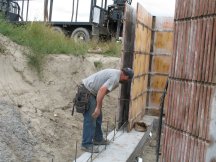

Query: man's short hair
[[122, 67, 134, 79]]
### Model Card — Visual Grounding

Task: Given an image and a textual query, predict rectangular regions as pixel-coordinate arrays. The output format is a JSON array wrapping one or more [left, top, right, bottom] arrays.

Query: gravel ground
[[0, 101, 38, 162], [142, 130, 157, 162]]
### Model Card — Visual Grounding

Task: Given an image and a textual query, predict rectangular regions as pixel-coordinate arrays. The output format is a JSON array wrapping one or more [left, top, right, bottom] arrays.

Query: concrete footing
[[74, 115, 158, 162]]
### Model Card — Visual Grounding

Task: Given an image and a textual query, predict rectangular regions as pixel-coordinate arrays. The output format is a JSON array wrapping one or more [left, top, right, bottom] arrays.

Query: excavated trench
[[0, 34, 120, 162]]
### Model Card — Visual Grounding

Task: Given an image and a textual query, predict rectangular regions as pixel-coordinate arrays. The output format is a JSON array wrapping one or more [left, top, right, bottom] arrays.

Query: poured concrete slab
[[74, 115, 158, 162]]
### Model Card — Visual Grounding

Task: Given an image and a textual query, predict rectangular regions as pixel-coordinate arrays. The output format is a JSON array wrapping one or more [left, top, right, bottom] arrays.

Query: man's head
[[120, 67, 134, 83]]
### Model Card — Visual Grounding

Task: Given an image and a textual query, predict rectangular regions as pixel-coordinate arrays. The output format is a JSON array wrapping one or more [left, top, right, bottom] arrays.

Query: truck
[[0, 0, 132, 41]]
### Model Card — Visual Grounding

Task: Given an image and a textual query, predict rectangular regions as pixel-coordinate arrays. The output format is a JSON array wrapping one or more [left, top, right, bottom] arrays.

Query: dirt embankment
[[0, 34, 120, 162]]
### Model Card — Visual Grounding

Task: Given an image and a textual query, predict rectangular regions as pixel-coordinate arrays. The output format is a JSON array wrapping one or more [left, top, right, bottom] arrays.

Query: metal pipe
[[90, 144, 93, 161], [71, 0, 74, 22], [0, 0, 1, 10], [104, 0, 107, 10], [49, 0, 53, 22], [21, 0, 24, 19], [105, 121, 109, 150], [75, 0, 79, 22], [101, 0, 103, 8], [113, 115, 116, 141], [25, 0, 29, 21], [156, 80, 169, 162], [75, 140, 77, 162], [89, 0, 93, 22]]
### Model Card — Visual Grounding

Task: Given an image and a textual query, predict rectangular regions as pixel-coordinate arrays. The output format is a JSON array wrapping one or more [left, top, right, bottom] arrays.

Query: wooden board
[[128, 3, 152, 130]]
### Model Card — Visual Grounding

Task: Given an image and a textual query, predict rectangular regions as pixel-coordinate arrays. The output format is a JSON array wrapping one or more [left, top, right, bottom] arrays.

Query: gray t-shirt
[[82, 69, 121, 96]]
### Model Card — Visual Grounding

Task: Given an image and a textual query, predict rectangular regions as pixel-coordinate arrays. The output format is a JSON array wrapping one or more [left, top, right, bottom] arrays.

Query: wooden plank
[[197, 84, 203, 137], [185, 21, 191, 79], [205, 86, 211, 140], [171, 22, 178, 77], [192, 19, 199, 80], [192, 83, 199, 135], [198, 18, 206, 81], [205, 18, 213, 82], [153, 32, 173, 54], [210, 18, 216, 83], [128, 3, 153, 130], [189, 20, 196, 79], [196, 19, 203, 81]]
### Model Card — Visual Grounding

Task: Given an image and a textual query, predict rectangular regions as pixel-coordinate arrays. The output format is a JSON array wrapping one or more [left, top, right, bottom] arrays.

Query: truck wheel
[[51, 26, 65, 36], [71, 27, 90, 42]]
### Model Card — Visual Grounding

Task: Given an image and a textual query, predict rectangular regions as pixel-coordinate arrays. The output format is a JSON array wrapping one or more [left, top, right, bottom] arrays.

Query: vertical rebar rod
[[123, 121, 125, 133], [71, 0, 75, 22], [75, 141, 77, 162], [49, 0, 53, 22], [75, 0, 79, 22], [21, 0, 24, 19], [113, 115, 116, 141], [89, 0, 93, 22], [0, 0, 1, 10], [91, 144, 93, 161], [104, 0, 107, 10], [25, 0, 29, 21], [101, 0, 103, 9], [105, 121, 109, 150], [156, 80, 168, 162]]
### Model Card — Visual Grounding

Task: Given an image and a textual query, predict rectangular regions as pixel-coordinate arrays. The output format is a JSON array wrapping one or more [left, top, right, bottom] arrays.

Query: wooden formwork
[[120, 3, 174, 131], [147, 17, 173, 115], [161, 0, 216, 161], [128, 3, 152, 130], [118, 3, 136, 129]]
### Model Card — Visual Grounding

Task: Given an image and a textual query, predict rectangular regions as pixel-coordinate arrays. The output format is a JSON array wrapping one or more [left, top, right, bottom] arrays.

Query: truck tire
[[51, 26, 65, 36], [71, 27, 90, 42]]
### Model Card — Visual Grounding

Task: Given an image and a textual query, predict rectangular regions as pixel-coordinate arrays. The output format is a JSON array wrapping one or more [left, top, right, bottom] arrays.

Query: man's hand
[[92, 107, 100, 119], [92, 85, 109, 119]]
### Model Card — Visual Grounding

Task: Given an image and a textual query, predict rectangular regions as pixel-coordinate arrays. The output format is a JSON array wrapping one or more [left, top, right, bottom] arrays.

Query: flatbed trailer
[[0, 0, 132, 41]]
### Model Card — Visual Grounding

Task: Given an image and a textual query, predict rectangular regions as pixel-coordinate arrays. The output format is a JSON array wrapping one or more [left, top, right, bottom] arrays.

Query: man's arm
[[92, 85, 109, 118]]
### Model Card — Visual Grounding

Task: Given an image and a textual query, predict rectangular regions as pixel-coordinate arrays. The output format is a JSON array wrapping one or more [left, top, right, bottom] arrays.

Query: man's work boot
[[81, 146, 99, 153], [93, 138, 110, 145]]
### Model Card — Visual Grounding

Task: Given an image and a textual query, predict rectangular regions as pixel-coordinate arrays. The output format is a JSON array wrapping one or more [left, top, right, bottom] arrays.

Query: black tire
[[71, 27, 90, 42], [51, 26, 65, 36]]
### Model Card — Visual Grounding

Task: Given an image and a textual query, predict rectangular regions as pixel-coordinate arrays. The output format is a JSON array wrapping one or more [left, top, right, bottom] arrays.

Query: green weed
[[0, 14, 122, 75]]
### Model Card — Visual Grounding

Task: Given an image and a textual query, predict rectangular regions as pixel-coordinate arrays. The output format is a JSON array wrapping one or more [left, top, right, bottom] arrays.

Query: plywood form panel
[[153, 32, 173, 54], [150, 75, 167, 90], [148, 75, 168, 109], [136, 3, 152, 29], [154, 17, 174, 31], [128, 3, 152, 130], [152, 56, 171, 73], [147, 17, 173, 115]]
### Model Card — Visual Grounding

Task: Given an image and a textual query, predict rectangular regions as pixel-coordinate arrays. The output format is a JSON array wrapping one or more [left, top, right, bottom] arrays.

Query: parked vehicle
[[0, 0, 132, 41]]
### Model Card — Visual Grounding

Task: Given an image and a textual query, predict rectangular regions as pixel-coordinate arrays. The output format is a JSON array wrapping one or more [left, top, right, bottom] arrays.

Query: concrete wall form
[[120, 3, 174, 130], [161, 0, 216, 161], [147, 17, 173, 116], [128, 3, 153, 130]]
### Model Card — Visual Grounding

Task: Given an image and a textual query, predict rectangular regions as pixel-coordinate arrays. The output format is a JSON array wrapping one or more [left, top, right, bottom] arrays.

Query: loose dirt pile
[[0, 34, 120, 162]]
